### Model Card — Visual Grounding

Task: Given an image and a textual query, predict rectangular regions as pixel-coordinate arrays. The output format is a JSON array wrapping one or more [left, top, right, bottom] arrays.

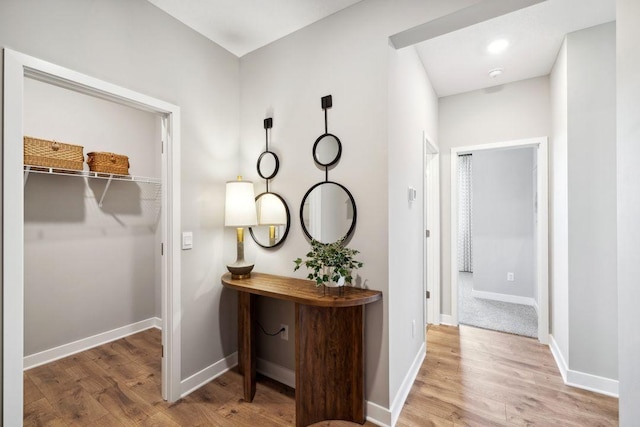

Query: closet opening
[[3, 48, 182, 425]]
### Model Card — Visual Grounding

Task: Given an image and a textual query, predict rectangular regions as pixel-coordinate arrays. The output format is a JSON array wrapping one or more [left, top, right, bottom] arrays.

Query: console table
[[221, 272, 382, 426]]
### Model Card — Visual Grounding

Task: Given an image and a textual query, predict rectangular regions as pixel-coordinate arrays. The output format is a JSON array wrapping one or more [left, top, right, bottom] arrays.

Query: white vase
[[327, 274, 346, 287]]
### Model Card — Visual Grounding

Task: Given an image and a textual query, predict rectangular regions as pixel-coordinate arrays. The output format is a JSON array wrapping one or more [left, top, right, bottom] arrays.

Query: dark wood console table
[[221, 272, 382, 426]]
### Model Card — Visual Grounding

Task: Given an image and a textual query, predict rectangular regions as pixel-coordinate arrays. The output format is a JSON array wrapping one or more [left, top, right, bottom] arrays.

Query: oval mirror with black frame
[[300, 181, 356, 244], [312, 133, 341, 167], [249, 191, 291, 248], [257, 151, 279, 180]]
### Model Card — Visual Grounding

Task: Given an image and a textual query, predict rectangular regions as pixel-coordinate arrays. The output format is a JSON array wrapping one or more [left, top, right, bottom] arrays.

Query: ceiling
[[146, 0, 364, 57], [147, 0, 615, 97], [415, 0, 616, 97]]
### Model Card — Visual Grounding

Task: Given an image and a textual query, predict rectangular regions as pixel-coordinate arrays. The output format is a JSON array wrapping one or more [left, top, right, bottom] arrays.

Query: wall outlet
[[507, 272, 515, 281], [412, 320, 416, 338], [280, 324, 289, 341]]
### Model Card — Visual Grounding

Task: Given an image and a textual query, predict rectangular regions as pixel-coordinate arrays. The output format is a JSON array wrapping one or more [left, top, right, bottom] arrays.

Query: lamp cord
[[257, 322, 285, 337]]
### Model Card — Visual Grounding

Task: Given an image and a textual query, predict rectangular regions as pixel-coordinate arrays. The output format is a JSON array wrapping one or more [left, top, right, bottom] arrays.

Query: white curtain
[[458, 154, 473, 272]]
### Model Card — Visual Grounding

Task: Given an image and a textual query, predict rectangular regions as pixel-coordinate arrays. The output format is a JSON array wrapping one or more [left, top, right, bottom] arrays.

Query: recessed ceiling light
[[488, 68, 504, 78], [487, 39, 509, 54]]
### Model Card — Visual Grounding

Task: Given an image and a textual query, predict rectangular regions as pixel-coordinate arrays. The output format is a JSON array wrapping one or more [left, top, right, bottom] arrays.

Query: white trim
[[180, 353, 238, 398], [450, 137, 549, 345], [257, 358, 296, 389], [549, 334, 569, 383], [440, 314, 456, 326], [549, 335, 618, 397], [366, 401, 392, 427], [424, 131, 440, 326], [390, 342, 426, 426], [24, 318, 161, 370], [3, 48, 182, 425], [566, 370, 619, 398], [470, 289, 537, 307]]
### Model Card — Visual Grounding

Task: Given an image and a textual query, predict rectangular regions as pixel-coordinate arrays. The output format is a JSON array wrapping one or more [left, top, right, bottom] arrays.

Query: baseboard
[[24, 317, 161, 370], [257, 358, 295, 388], [549, 335, 618, 397], [471, 289, 536, 307], [549, 334, 569, 383], [533, 299, 539, 316], [388, 342, 426, 426], [366, 400, 392, 426], [440, 314, 456, 325], [180, 352, 238, 397]]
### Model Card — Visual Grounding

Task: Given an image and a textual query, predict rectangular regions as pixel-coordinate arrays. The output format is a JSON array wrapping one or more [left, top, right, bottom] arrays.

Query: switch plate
[[408, 187, 417, 202], [182, 232, 193, 250], [507, 272, 514, 281]]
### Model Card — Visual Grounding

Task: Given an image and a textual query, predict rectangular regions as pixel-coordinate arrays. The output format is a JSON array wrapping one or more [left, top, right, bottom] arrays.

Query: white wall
[[388, 44, 439, 401], [438, 76, 551, 315], [0, 0, 240, 383], [238, 0, 476, 412], [472, 148, 535, 298], [566, 22, 617, 380], [617, 0, 640, 422], [23, 78, 160, 355], [549, 38, 569, 359]]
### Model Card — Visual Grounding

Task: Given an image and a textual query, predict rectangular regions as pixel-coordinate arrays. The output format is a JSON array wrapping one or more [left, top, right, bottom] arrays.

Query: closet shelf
[[24, 165, 161, 208], [24, 165, 161, 184]]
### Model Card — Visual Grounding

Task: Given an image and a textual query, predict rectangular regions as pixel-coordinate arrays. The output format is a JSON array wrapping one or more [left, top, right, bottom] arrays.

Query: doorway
[[450, 137, 549, 344], [3, 48, 182, 424]]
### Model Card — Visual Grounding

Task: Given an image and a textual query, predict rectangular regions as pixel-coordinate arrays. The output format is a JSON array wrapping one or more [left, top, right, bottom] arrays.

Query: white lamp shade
[[225, 180, 258, 227], [258, 193, 287, 225]]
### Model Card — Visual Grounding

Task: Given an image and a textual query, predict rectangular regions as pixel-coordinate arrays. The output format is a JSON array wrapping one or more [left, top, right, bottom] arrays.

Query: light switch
[[182, 232, 193, 250], [408, 186, 417, 202]]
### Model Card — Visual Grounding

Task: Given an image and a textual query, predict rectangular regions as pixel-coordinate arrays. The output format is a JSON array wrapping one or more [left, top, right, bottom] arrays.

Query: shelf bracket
[[98, 175, 114, 208], [24, 165, 31, 187]]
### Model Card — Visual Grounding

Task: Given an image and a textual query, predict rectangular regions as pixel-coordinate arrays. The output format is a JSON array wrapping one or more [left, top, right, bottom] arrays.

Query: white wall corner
[[152, 317, 162, 330], [549, 335, 618, 397], [256, 358, 295, 389], [23, 318, 160, 370], [180, 352, 238, 398], [440, 314, 456, 326], [389, 342, 426, 426]]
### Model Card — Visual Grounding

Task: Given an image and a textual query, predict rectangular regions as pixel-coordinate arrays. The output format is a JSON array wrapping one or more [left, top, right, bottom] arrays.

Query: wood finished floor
[[24, 326, 617, 426]]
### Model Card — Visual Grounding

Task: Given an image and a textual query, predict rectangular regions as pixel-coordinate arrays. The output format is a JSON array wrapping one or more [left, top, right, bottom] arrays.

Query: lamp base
[[227, 263, 254, 279]]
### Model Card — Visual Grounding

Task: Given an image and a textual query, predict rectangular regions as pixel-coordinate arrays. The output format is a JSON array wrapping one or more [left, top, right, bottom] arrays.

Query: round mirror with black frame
[[300, 181, 356, 244], [249, 117, 291, 249], [250, 191, 290, 248], [299, 95, 357, 244]]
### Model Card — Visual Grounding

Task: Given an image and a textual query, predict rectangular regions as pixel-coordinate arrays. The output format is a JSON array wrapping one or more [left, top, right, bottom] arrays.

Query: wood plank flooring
[[397, 325, 618, 426], [24, 325, 618, 426]]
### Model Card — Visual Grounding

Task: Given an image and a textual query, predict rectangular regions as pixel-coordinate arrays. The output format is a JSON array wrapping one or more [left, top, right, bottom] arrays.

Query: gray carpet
[[458, 272, 538, 338]]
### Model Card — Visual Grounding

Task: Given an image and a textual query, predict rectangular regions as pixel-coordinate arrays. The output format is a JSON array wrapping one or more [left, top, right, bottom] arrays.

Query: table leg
[[238, 291, 256, 402], [295, 303, 365, 426]]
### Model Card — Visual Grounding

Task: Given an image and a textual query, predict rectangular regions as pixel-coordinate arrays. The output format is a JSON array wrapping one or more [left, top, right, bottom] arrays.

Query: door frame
[[450, 137, 549, 344], [3, 48, 182, 424], [423, 132, 440, 326]]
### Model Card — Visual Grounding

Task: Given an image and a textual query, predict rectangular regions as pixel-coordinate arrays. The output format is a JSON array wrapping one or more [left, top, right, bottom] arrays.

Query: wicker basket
[[24, 136, 84, 171], [87, 152, 130, 175]]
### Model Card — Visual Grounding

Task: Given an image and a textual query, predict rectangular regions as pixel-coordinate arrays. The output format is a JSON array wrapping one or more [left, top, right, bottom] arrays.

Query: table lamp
[[225, 176, 258, 278], [257, 193, 287, 246]]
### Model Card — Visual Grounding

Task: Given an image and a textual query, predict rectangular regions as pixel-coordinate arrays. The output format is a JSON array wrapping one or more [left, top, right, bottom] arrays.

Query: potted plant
[[294, 238, 364, 287]]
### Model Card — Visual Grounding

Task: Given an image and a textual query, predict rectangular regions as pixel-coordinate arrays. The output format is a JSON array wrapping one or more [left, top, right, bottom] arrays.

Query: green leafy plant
[[294, 238, 364, 286]]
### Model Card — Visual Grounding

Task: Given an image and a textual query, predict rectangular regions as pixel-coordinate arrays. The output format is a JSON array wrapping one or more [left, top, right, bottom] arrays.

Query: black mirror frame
[[257, 150, 280, 180], [299, 180, 357, 244], [249, 191, 291, 249], [312, 133, 342, 167]]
